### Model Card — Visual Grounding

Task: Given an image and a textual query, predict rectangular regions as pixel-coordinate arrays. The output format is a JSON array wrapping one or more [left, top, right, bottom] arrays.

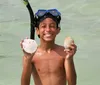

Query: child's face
[[36, 18, 60, 42]]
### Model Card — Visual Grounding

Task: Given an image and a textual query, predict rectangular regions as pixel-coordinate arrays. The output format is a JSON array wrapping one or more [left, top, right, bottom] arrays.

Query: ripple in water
[[0, 55, 6, 59]]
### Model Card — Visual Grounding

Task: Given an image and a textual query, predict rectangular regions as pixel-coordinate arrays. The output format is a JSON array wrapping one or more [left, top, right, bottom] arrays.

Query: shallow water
[[0, 0, 100, 85]]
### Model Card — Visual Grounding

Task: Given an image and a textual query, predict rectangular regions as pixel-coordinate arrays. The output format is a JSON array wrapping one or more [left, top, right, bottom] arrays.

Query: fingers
[[20, 40, 24, 49], [70, 43, 77, 53], [64, 43, 77, 59], [20, 37, 29, 49], [64, 43, 77, 51], [20, 38, 34, 59]]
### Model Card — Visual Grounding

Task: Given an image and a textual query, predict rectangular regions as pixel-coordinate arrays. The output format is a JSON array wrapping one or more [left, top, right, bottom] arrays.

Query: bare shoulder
[[32, 44, 66, 60], [55, 44, 64, 50], [55, 44, 66, 57]]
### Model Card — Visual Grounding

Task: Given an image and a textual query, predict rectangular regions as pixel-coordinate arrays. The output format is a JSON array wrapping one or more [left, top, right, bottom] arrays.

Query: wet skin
[[21, 18, 77, 85], [32, 45, 67, 85]]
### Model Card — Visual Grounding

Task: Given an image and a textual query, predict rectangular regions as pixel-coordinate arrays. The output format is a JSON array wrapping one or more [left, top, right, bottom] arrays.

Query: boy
[[20, 9, 77, 85]]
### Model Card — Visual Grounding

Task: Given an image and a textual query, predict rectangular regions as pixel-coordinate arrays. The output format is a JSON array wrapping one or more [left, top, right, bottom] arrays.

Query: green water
[[0, 0, 100, 85]]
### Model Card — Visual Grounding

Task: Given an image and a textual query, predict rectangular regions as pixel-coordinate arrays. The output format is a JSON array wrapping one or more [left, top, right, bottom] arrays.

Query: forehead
[[40, 18, 56, 24]]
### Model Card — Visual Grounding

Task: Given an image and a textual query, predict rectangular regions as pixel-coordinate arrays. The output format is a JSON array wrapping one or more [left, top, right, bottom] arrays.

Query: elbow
[[73, 73, 77, 85], [74, 75, 77, 85], [67, 74, 77, 85], [72, 74, 77, 85]]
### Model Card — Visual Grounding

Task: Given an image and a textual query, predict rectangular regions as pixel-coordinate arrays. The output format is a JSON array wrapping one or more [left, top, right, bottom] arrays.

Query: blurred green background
[[0, 0, 100, 85]]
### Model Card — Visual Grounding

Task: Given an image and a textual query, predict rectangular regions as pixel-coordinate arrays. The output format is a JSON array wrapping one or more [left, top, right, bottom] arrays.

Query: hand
[[20, 39, 34, 63], [64, 43, 77, 60]]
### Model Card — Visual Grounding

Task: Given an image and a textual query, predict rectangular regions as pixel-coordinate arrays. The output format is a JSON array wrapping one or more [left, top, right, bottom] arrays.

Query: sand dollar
[[64, 37, 74, 48], [22, 39, 37, 53]]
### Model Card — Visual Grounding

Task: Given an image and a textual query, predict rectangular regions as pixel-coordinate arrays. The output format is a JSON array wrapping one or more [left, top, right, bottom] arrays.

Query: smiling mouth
[[44, 34, 52, 37]]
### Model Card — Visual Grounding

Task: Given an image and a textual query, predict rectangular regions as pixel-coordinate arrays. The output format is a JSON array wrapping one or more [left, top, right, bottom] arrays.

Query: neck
[[39, 39, 56, 52]]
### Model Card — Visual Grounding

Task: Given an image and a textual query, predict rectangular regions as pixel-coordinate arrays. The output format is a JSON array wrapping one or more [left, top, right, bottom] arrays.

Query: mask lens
[[48, 9, 61, 16], [36, 10, 46, 17]]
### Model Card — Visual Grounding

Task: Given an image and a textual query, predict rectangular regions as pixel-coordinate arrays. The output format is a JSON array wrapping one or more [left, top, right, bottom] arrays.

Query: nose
[[45, 26, 51, 32]]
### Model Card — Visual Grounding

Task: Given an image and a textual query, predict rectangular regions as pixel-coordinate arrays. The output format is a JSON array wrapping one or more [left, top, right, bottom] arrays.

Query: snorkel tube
[[23, 0, 35, 39]]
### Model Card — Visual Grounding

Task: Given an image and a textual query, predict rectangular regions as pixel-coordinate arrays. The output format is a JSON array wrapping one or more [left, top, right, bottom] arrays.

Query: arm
[[21, 56, 32, 85], [64, 58, 77, 85], [64, 42, 77, 85]]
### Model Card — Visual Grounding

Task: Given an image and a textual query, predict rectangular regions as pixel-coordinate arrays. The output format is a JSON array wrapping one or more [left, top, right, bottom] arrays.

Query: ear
[[36, 28, 40, 35], [56, 27, 60, 34]]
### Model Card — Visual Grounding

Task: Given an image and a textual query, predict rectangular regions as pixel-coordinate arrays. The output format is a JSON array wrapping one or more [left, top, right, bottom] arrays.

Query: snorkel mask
[[34, 9, 61, 28]]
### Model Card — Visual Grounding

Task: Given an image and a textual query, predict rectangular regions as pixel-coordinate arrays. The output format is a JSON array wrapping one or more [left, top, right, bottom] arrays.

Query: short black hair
[[34, 13, 61, 28]]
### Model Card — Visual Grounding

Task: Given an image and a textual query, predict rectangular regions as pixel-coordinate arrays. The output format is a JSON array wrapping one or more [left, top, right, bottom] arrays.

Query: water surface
[[0, 0, 100, 85]]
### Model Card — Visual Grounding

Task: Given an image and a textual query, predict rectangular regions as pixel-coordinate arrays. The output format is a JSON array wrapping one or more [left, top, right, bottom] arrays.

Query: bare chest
[[32, 52, 65, 74]]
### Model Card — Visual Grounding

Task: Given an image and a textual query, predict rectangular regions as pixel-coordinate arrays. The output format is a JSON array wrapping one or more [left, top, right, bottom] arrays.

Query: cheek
[[40, 29, 44, 33], [53, 29, 60, 34], [38, 29, 45, 36]]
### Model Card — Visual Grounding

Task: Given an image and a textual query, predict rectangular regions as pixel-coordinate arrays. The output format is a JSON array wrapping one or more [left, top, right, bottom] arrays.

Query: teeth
[[45, 34, 51, 37]]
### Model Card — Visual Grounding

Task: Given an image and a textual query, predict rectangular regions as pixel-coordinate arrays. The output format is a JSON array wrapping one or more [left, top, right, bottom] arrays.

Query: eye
[[40, 24, 46, 28], [50, 24, 56, 28], [42, 25, 46, 28]]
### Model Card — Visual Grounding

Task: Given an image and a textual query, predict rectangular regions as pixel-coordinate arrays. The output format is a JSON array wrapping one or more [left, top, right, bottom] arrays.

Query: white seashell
[[64, 37, 74, 48], [22, 39, 37, 54]]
